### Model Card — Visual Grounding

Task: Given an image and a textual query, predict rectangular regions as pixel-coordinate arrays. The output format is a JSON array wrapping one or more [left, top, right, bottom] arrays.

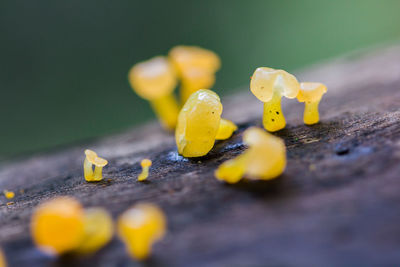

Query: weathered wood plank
[[1, 45, 400, 266]]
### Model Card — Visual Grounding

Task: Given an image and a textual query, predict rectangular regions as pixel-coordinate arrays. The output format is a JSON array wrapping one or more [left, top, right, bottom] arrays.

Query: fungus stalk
[[262, 90, 286, 132], [138, 159, 152, 181], [303, 100, 320, 125], [150, 94, 180, 130]]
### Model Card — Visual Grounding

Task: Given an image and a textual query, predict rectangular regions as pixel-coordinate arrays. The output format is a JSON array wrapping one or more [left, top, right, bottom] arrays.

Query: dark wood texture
[[1, 45, 400, 267]]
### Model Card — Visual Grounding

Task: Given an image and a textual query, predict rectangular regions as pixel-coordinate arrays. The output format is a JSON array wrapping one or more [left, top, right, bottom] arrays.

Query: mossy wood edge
[[1, 45, 400, 266]]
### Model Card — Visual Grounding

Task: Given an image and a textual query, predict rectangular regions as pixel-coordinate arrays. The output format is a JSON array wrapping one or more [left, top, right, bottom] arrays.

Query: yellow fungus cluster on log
[[250, 67, 328, 131], [31, 197, 113, 256]]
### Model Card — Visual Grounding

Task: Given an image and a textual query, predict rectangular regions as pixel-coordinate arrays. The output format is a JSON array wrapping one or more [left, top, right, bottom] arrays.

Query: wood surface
[[1, 44, 400, 267]]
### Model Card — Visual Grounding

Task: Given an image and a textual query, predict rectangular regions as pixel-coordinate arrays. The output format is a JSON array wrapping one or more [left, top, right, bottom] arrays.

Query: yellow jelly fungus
[[138, 159, 152, 182], [118, 203, 166, 260], [84, 149, 108, 182], [215, 127, 286, 183], [128, 56, 179, 130], [215, 118, 238, 140], [169, 45, 220, 103], [0, 249, 6, 267], [74, 208, 114, 255], [175, 89, 223, 157], [250, 67, 300, 132], [297, 82, 328, 125], [31, 197, 85, 255], [3, 190, 14, 199]]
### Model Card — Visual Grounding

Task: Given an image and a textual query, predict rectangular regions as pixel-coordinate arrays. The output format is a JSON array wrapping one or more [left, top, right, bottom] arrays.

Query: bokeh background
[[1, 0, 400, 159]]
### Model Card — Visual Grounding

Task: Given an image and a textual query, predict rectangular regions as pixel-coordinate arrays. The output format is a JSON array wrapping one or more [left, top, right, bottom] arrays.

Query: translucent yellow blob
[[118, 203, 166, 260], [3, 190, 14, 199], [84, 149, 108, 182], [74, 208, 114, 255], [215, 118, 238, 140], [250, 67, 300, 132], [0, 249, 6, 267], [215, 127, 286, 183], [175, 89, 223, 157], [128, 56, 179, 130], [169, 45, 220, 103], [138, 159, 152, 181], [297, 82, 327, 125], [31, 197, 85, 255]]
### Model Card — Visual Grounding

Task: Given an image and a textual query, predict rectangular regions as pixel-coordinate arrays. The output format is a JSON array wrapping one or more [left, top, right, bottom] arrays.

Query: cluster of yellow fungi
[[118, 203, 166, 260], [84, 149, 108, 182], [31, 197, 113, 255], [5, 48, 329, 265], [128, 45, 221, 131], [30, 196, 165, 260], [250, 67, 327, 131]]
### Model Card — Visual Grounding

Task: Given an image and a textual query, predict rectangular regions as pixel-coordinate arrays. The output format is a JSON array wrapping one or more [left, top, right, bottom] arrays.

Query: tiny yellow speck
[[309, 164, 316, 171]]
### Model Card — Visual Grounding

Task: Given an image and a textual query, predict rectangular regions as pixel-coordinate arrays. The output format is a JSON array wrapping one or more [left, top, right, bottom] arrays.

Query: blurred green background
[[1, 0, 400, 159]]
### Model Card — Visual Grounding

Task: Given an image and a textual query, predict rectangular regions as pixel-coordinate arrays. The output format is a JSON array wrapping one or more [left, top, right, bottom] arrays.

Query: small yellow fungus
[[175, 89, 223, 157], [297, 82, 328, 125], [0, 248, 6, 267], [215, 118, 238, 140], [118, 203, 166, 260], [74, 208, 114, 255], [250, 67, 300, 132], [3, 190, 14, 199], [169, 45, 220, 103], [138, 159, 152, 181], [215, 127, 286, 183], [128, 56, 179, 130], [84, 149, 108, 182], [31, 197, 85, 255]]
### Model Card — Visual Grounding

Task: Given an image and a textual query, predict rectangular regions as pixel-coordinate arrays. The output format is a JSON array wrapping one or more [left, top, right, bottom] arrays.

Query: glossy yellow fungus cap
[[3, 190, 14, 199], [169, 45, 220, 75], [128, 56, 177, 100], [250, 67, 300, 102], [31, 197, 85, 255], [215, 118, 238, 140], [215, 127, 286, 182], [118, 203, 166, 260], [74, 208, 114, 255], [297, 82, 327, 103], [175, 89, 223, 157], [85, 149, 108, 167], [140, 159, 152, 168]]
